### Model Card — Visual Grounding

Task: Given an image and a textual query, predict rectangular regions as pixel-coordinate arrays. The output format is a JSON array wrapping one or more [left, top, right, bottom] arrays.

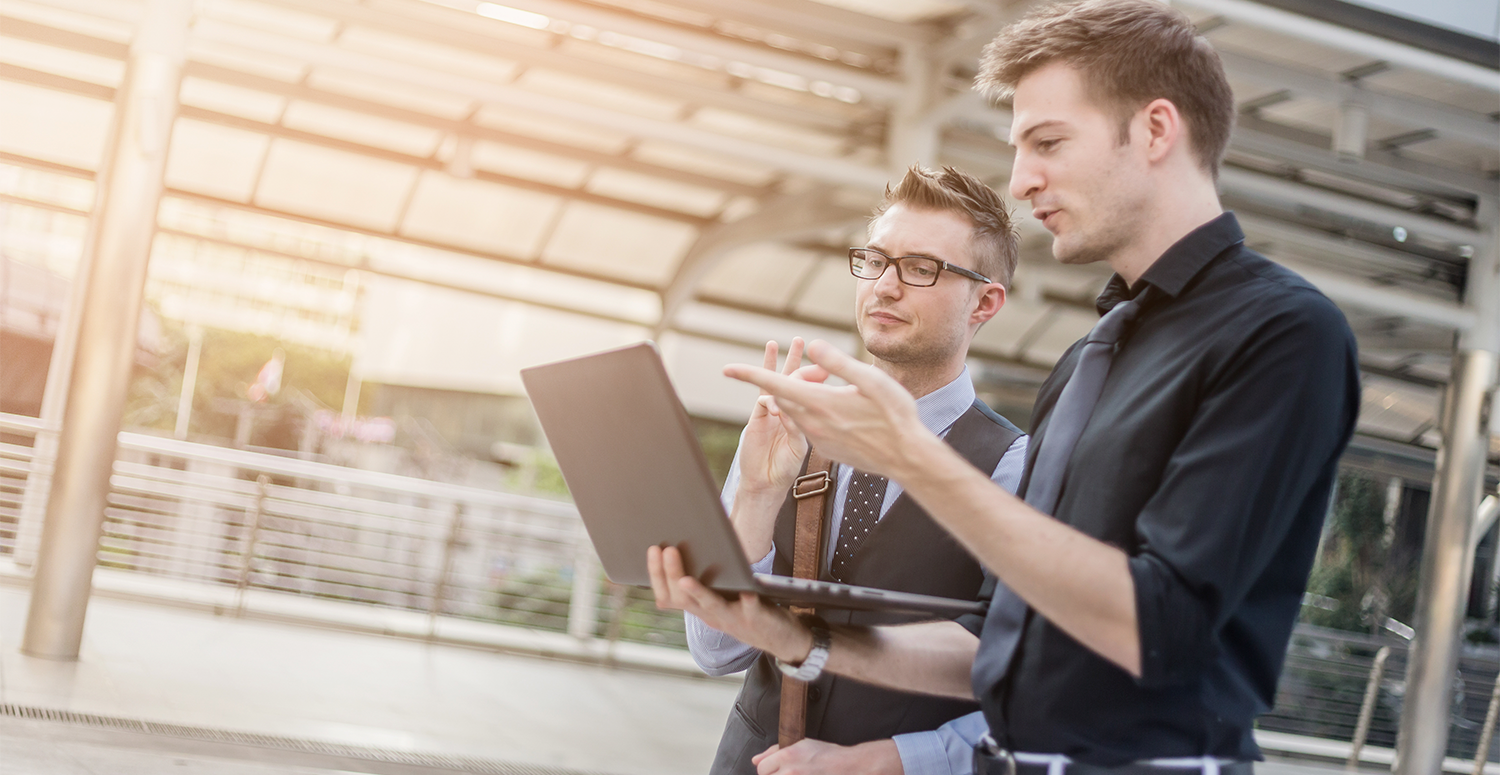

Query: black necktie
[[971, 298, 1142, 705], [830, 469, 886, 583]]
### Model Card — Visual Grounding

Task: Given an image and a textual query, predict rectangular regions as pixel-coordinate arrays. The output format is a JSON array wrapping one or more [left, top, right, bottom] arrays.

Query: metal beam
[[158, 190, 666, 295], [188, 21, 891, 190], [249, 0, 867, 134], [22, 0, 192, 660], [604, 0, 928, 50], [1237, 213, 1463, 296], [1178, 0, 1500, 93], [1219, 49, 1498, 148], [174, 105, 714, 227], [1232, 114, 1493, 201], [0, 12, 781, 198], [655, 188, 866, 336], [1274, 258, 1475, 331], [1220, 166, 1481, 246], [413, 0, 907, 101], [179, 64, 771, 198]]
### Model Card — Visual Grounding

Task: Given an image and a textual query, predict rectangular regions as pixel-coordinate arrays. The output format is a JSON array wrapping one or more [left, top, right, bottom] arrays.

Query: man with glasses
[[666, 165, 1030, 775]]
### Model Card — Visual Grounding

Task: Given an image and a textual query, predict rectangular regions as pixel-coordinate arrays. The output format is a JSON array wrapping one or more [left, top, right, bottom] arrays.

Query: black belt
[[973, 738, 1255, 775]]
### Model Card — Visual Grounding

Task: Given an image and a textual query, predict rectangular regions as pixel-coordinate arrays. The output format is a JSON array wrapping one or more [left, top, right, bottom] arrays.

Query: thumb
[[751, 744, 780, 765], [804, 340, 891, 396]]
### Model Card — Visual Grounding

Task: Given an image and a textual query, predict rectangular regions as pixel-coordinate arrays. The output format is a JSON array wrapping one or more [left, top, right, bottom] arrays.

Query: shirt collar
[[915, 365, 976, 436], [1095, 212, 1245, 315]]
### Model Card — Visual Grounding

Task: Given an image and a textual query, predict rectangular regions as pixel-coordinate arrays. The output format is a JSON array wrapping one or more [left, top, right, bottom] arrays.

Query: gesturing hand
[[736, 338, 812, 497], [725, 340, 928, 482]]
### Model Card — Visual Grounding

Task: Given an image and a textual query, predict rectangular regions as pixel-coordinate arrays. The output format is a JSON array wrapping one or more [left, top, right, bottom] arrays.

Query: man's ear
[[1139, 98, 1184, 165], [971, 283, 1006, 327]]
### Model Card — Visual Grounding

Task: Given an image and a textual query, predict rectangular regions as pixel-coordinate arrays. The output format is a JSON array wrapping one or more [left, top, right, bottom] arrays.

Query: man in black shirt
[[650, 0, 1359, 770]]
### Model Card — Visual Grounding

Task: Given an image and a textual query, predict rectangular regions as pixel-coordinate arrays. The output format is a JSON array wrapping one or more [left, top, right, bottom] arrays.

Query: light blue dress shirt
[[686, 366, 1027, 775]]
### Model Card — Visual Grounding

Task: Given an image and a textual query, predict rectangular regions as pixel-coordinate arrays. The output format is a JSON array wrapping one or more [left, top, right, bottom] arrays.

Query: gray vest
[[710, 400, 1023, 774]]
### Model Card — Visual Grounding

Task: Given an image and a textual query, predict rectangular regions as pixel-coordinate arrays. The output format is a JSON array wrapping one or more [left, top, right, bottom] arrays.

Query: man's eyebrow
[[1013, 119, 1067, 145], [865, 243, 940, 260]]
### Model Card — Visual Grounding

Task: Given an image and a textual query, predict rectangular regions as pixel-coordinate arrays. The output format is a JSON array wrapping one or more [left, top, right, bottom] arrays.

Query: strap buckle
[[793, 471, 831, 499], [977, 735, 1017, 775]]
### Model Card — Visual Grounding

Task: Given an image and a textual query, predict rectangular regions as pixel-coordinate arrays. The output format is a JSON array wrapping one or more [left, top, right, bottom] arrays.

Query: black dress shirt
[[966, 213, 1360, 763]]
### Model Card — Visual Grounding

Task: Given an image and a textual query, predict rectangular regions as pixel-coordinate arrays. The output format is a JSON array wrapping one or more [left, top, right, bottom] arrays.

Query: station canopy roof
[[0, 0, 1495, 454]]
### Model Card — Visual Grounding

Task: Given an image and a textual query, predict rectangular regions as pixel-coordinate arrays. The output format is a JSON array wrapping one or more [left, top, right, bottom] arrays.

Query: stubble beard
[[860, 316, 966, 370]]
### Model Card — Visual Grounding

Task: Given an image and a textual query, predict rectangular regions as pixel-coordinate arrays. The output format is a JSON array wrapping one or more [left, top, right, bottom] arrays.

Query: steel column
[[1394, 197, 1500, 774], [20, 0, 192, 660]]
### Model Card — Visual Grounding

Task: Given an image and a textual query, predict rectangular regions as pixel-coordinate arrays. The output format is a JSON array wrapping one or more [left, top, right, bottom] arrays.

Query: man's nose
[[1009, 151, 1042, 202], [873, 263, 905, 297]]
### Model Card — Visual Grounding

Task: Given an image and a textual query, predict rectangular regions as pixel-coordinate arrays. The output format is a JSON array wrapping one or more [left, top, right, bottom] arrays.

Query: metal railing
[[0, 412, 684, 649], [7, 410, 1500, 756], [1259, 624, 1500, 763]]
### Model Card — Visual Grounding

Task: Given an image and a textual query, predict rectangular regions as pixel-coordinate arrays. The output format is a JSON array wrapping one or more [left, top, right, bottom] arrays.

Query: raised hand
[[736, 338, 811, 497], [725, 339, 927, 481]]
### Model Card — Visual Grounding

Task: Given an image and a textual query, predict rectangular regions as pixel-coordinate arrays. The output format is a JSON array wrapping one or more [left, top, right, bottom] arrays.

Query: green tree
[[124, 317, 352, 445], [1303, 471, 1418, 633]]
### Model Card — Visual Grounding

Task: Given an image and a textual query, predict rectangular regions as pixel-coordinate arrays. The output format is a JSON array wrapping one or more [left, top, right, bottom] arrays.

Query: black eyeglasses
[[848, 247, 993, 287]]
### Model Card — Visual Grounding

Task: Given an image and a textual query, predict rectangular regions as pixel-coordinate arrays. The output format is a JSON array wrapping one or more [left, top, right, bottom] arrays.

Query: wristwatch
[[777, 614, 831, 682]]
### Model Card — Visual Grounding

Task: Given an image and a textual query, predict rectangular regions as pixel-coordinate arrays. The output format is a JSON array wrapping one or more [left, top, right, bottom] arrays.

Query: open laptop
[[520, 341, 985, 618]]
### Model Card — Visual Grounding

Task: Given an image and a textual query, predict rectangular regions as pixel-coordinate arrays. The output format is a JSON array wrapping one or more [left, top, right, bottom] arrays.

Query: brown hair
[[975, 0, 1235, 176], [873, 165, 1020, 288]]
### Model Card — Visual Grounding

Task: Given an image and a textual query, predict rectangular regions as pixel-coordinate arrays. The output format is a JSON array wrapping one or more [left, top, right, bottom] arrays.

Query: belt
[[973, 736, 1255, 775]]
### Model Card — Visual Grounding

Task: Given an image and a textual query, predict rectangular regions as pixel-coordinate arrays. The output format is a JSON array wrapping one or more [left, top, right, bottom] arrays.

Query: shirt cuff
[[892, 711, 989, 775], [893, 731, 954, 775], [750, 547, 775, 574]]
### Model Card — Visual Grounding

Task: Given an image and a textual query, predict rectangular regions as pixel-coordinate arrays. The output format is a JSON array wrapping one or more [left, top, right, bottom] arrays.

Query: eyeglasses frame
[[847, 247, 994, 287]]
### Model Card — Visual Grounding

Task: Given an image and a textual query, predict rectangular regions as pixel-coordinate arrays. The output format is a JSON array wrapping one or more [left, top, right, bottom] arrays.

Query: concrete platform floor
[[0, 584, 740, 775], [0, 582, 1359, 775]]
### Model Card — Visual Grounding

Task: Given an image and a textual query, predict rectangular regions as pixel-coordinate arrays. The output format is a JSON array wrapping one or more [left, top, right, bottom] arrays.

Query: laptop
[[520, 341, 986, 618]]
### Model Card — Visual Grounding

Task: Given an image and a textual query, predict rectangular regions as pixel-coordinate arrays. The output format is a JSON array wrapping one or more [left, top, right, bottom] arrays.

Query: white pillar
[[21, 0, 192, 660], [1394, 196, 1500, 774]]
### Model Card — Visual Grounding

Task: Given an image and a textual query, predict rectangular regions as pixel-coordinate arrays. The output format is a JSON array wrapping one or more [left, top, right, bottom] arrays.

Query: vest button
[[808, 686, 822, 702]]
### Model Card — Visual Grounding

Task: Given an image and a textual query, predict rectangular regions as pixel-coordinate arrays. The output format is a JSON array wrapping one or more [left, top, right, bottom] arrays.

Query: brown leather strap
[[778, 448, 833, 748]]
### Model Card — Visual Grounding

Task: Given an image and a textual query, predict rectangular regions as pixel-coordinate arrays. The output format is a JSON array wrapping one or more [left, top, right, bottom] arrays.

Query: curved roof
[[0, 0, 1495, 450]]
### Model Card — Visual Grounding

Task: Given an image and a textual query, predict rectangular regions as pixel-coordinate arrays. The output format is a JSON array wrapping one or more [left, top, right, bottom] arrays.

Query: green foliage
[[123, 317, 352, 443], [485, 569, 685, 648], [691, 416, 743, 491], [1302, 471, 1419, 634]]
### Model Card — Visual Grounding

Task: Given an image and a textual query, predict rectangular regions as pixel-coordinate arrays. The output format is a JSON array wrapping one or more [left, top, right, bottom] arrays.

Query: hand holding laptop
[[648, 544, 814, 665]]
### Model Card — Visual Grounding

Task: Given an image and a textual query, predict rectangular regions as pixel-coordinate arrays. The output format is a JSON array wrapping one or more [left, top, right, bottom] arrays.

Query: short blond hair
[[976, 0, 1236, 176], [872, 165, 1019, 288]]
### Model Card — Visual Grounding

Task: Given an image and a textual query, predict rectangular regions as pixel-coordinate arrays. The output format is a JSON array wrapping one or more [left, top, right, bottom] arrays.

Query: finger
[[724, 364, 831, 408], [781, 337, 805, 376], [751, 744, 779, 766], [664, 547, 725, 612], [760, 341, 778, 378], [790, 364, 831, 385], [801, 340, 873, 387], [647, 545, 671, 609]]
